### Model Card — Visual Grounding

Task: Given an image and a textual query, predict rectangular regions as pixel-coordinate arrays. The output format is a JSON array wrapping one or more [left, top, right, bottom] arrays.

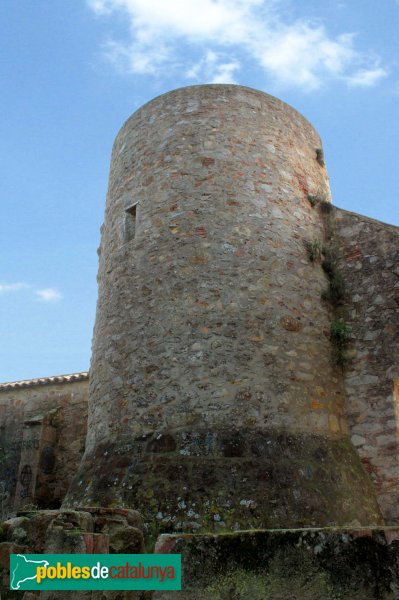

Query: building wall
[[0, 376, 88, 519], [333, 207, 399, 523]]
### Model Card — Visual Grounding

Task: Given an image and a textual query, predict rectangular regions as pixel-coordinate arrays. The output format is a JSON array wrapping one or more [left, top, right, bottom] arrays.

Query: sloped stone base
[[65, 431, 384, 534]]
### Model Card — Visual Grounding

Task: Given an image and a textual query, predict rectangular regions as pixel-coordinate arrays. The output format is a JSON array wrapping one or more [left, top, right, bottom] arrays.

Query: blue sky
[[0, 0, 398, 382]]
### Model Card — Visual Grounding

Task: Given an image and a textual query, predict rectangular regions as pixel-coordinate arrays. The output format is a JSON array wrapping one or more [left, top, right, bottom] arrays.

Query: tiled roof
[[0, 372, 89, 391]]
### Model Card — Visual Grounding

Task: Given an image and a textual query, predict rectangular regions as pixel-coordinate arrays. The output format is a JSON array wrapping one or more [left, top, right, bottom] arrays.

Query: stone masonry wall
[[333, 208, 399, 523], [0, 376, 88, 520], [66, 85, 383, 530], [89, 84, 337, 447]]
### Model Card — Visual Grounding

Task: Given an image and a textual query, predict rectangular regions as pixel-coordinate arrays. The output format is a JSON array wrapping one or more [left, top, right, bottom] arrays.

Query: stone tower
[[66, 85, 382, 530]]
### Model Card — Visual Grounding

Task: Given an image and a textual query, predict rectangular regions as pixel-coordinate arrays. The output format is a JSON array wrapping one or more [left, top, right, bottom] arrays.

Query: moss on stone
[[66, 430, 383, 538]]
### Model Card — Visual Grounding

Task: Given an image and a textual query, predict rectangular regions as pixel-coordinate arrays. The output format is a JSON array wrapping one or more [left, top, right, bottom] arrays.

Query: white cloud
[[187, 51, 240, 84], [345, 66, 388, 88], [0, 282, 29, 294], [254, 28, 358, 88], [209, 61, 240, 84], [36, 288, 63, 302], [0, 283, 64, 303], [88, 0, 387, 89]]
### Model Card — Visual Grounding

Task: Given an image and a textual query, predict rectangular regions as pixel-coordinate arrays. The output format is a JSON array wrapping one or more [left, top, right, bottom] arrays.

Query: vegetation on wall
[[321, 249, 346, 305], [305, 239, 323, 263], [330, 319, 351, 367], [307, 198, 351, 368]]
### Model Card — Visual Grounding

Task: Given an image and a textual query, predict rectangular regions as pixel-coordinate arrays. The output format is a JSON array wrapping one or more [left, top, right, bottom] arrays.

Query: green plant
[[329, 271, 345, 302], [321, 248, 345, 305], [331, 320, 351, 344], [206, 569, 269, 599], [330, 320, 351, 366], [306, 240, 323, 263], [322, 271, 345, 304]]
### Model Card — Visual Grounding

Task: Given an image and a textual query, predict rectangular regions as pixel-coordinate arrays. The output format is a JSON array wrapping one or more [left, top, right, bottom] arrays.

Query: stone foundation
[[65, 430, 383, 533]]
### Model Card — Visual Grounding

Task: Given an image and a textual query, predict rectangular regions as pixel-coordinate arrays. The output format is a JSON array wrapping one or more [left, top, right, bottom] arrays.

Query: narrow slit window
[[125, 203, 138, 242]]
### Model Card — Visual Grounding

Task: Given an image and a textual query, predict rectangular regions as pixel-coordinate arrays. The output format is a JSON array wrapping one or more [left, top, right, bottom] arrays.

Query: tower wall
[[66, 85, 382, 530]]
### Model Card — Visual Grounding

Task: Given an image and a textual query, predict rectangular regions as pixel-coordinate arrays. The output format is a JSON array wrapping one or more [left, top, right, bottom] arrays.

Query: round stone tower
[[66, 85, 382, 530]]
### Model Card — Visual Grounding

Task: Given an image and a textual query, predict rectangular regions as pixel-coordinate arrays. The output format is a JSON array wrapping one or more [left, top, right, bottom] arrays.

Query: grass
[[204, 548, 375, 599], [306, 240, 323, 263]]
